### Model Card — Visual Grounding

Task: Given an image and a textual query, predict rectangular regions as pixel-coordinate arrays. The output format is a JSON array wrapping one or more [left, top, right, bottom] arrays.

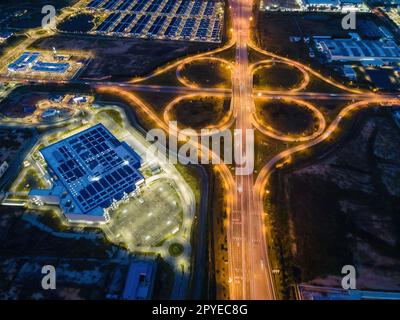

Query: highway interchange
[[113, 0, 400, 299], [2, 0, 400, 300]]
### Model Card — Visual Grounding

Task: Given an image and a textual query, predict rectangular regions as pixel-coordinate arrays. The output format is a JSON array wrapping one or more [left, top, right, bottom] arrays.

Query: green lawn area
[[169, 242, 184, 257], [15, 169, 46, 192]]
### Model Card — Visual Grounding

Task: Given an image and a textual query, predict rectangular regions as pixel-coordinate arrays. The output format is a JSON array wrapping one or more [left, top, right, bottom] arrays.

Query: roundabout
[[168, 242, 184, 257]]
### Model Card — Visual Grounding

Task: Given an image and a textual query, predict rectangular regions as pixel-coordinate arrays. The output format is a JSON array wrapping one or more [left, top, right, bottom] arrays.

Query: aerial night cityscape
[[1, 0, 400, 310]]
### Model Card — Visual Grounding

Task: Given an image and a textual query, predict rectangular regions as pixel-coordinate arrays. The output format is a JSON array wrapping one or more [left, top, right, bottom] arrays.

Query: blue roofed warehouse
[[30, 123, 145, 223]]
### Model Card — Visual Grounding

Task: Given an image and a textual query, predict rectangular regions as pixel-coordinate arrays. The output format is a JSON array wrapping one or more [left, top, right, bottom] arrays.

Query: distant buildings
[[298, 284, 400, 300], [303, 0, 367, 10], [0, 160, 9, 179], [8, 52, 70, 74], [122, 258, 158, 300], [41, 108, 59, 119], [314, 37, 400, 63], [0, 31, 13, 44], [302, 0, 341, 10], [49, 94, 64, 103], [378, 0, 400, 5], [260, 0, 368, 12], [71, 96, 88, 105], [29, 124, 145, 223], [8, 52, 41, 72]]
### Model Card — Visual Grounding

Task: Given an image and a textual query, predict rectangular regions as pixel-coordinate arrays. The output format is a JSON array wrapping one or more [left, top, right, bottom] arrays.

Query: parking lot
[[105, 178, 183, 248], [83, 0, 224, 43]]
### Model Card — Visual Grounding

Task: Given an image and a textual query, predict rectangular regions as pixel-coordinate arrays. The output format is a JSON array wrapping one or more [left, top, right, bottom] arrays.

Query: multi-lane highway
[[228, 0, 275, 300]]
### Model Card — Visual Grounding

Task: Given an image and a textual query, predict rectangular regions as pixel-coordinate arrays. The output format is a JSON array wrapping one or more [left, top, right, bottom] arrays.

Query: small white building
[[41, 108, 59, 119], [0, 161, 9, 178], [302, 0, 340, 10], [0, 31, 13, 44], [72, 96, 87, 105]]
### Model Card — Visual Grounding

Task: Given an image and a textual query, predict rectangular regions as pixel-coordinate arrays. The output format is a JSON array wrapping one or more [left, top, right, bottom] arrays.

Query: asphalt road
[[228, 0, 275, 300]]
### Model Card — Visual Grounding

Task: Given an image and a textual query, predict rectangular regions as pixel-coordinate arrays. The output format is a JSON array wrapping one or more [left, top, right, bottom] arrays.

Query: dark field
[[31, 35, 221, 80], [269, 110, 400, 293], [180, 60, 232, 88], [0, 206, 128, 299], [255, 100, 315, 135], [174, 97, 231, 130], [253, 63, 303, 90]]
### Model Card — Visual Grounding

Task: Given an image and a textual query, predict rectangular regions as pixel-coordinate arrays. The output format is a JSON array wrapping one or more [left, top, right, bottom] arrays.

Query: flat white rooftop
[[315, 38, 400, 62]]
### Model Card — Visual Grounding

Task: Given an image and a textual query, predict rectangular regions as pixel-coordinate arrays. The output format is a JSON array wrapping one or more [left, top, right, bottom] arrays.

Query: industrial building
[[29, 123, 145, 223], [0, 31, 13, 44], [298, 285, 400, 300], [260, 0, 367, 12], [8, 52, 41, 72], [41, 108, 59, 119], [314, 37, 400, 63], [301, 0, 367, 10], [8, 52, 70, 74], [122, 258, 157, 300], [302, 0, 340, 9]]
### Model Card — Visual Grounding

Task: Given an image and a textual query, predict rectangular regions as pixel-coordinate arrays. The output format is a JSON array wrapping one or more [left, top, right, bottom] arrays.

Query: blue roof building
[[8, 52, 70, 74], [30, 124, 144, 223], [8, 52, 40, 72], [122, 258, 158, 300], [31, 61, 70, 73]]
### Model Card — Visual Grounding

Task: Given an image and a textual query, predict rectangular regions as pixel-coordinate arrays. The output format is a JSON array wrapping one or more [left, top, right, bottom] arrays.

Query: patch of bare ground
[[31, 35, 219, 80], [272, 110, 400, 291]]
